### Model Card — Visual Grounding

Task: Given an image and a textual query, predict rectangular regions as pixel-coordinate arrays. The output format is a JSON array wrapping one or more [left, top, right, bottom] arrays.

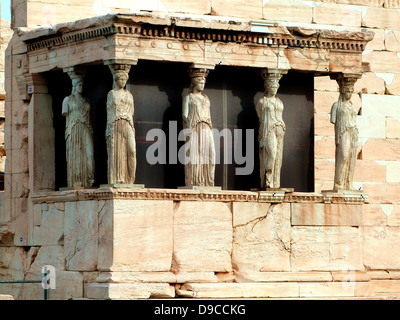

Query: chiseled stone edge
[[30, 188, 367, 204], [23, 13, 374, 53]]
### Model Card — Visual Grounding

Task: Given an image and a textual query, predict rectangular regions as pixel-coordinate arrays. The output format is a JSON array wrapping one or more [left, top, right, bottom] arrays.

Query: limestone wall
[[0, 15, 12, 172], [2, 0, 400, 300]]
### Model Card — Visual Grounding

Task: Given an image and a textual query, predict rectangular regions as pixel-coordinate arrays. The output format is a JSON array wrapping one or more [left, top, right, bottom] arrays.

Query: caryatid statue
[[256, 69, 287, 190], [330, 74, 361, 191], [62, 67, 95, 188], [106, 63, 136, 185], [182, 67, 216, 187]]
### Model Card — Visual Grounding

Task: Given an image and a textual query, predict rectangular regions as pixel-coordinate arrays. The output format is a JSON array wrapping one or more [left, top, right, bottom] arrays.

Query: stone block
[[315, 179, 335, 194], [356, 280, 400, 297], [353, 159, 386, 182], [357, 116, 386, 139], [29, 246, 65, 273], [362, 6, 400, 29], [0, 247, 25, 279], [263, 0, 313, 24], [235, 271, 332, 283], [25, 2, 97, 27], [365, 29, 385, 52], [172, 201, 232, 272], [314, 91, 340, 113], [86, 282, 175, 299], [385, 30, 400, 52], [354, 72, 385, 94], [10, 123, 29, 149], [11, 147, 28, 174], [232, 202, 290, 272], [211, 0, 262, 18], [96, 271, 218, 283], [385, 74, 400, 95], [158, 0, 211, 15], [177, 283, 300, 298], [386, 162, 400, 183], [82, 271, 100, 284], [313, 3, 362, 27], [12, 197, 28, 246], [331, 271, 370, 282], [33, 203, 64, 246], [315, 136, 335, 159], [387, 205, 400, 226], [8, 173, 29, 198], [64, 201, 104, 271], [363, 51, 400, 74], [291, 227, 364, 271], [19, 271, 83, 300], [33, 203, 42, 226], [99, 200, 173, 272], [362, 204, 388, 226], [314, 113, 334, 137], [314, 158, 335, 181], [314, 76, 339, 92], [362, 94, 400, 117], [362, 139, 400, 161], [336, 0, 384, 6], [299, 282, 355, 297], [362, 183, 400, 204], [363, 226, 400, 269], [386, 117, 400, 139], [291, 203, 362, 226]]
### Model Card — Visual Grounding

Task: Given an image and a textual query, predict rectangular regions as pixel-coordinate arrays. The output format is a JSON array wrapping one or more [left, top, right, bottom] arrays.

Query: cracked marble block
[[232, 202, 291, 272], [98, 200, 173, 272], [64, 200, 107, 271], [172, 201, 232, 272], [291, 227, 363, 272]]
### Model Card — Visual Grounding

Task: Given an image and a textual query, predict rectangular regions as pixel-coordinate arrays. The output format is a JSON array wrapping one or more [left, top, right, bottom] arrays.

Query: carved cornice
[[30, 188, 367, 205], [26, 25, 118, 52], [24, 14, 373, 54]]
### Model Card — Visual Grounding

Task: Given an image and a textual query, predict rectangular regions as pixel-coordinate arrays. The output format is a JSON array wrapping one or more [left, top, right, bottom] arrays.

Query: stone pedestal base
[[322, 189, 368, 202], [178, 186, 222, 191], [100, 184, 145, 189], [256, 188, 294, 203], [266, 188, 294, 193], [59, 186, 96, 191], [251, 188, 294, 192]]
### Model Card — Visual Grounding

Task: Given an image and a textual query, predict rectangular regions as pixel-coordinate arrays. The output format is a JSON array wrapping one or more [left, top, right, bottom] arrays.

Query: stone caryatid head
[[108, 64, 131, 90], [261, 70, 284, 97], [336, 75, 358, 102], [65, 66, 86, 96], [188, 68, 209, 93]]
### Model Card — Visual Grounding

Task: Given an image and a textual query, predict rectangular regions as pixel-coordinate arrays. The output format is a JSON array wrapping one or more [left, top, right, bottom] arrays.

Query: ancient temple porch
[[2, 12, 392, 299]]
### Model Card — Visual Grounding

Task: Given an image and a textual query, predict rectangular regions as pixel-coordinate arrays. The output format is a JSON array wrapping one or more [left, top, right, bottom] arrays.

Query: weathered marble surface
[[182, 67, 215, 187], [256, 69, 287, 190], [62, 67, 94, 188], [330, 74, 361, 191], [105, 63, 136, 185]]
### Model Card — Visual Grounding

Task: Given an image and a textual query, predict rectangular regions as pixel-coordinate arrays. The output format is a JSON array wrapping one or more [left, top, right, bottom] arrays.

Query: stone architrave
[[330, 73, 361, 191], [256, 69, 288, 190], [105, 61, 136, 185], [182, 67, 216, 187], [62, 66, 94, 188]]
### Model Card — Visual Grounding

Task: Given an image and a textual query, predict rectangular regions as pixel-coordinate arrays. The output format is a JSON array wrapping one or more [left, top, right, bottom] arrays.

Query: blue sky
[[1, 0, 11, 22]]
